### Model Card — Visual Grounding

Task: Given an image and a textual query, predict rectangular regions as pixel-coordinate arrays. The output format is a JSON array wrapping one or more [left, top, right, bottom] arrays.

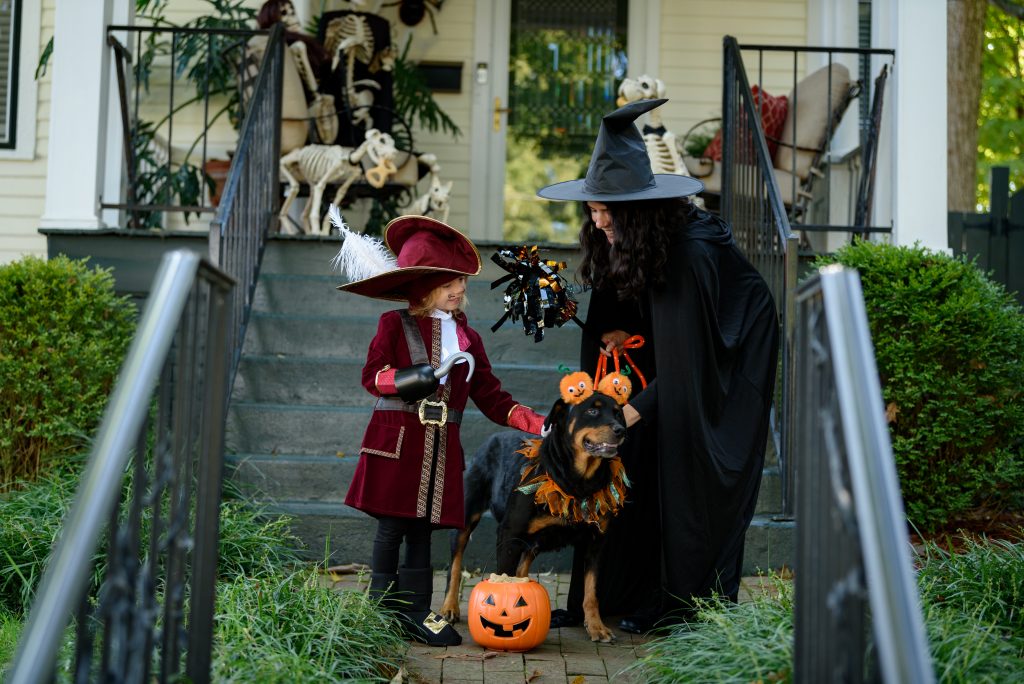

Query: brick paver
[[328, 568, 771, 683]]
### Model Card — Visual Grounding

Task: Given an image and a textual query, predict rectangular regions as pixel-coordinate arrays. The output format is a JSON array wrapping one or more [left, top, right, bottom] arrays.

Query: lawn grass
[[626, 534, 1024, 683]]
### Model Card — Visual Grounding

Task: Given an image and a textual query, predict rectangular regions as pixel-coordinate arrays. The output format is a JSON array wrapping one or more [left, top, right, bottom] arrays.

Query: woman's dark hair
[[577, 197, 690, 300]]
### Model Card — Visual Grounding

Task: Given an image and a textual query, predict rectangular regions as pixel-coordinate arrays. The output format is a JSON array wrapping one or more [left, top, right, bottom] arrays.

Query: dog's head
[[543, 391, 626, 463]]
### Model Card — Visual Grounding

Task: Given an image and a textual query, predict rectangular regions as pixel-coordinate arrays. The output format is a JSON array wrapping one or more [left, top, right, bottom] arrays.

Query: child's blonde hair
[[409, 284, 469, 317]]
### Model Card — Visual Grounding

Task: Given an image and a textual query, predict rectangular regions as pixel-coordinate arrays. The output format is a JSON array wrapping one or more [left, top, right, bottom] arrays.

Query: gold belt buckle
[[417, 398, 448, 426]]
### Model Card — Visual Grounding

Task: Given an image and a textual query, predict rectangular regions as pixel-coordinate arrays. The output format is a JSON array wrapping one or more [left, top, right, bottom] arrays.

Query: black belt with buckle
[[374, 397, 463, 426]]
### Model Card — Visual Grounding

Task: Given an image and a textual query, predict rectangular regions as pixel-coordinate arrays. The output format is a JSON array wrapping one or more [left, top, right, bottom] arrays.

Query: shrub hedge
[[812, 242, 1024, 531], [0, 256, 136, 487]]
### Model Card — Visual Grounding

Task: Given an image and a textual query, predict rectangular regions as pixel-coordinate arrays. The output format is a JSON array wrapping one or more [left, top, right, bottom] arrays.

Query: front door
[[470, 0, 632, 243]]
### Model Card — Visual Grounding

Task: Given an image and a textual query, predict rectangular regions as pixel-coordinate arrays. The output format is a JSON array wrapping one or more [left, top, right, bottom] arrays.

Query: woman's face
[[429, 276, 467, 312], [587, 202, 616, 244]]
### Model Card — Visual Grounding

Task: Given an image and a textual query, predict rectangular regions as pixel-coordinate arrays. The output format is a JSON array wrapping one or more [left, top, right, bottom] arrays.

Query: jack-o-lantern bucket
[[467, 574, 551, 652]]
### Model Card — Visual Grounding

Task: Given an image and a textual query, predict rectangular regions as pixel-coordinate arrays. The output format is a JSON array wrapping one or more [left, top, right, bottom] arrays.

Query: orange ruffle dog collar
[[514, 439, 630, 526]]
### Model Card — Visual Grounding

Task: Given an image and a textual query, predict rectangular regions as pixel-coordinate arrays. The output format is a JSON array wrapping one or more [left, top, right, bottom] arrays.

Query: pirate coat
[[344, 309, 522, 528]]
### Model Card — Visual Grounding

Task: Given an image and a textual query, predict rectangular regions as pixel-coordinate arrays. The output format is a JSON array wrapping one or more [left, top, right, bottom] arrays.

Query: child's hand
[[508, 405, 546, 435]]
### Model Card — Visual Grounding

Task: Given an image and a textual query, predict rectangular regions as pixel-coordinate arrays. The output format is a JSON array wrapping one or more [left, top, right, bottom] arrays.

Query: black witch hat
[[537, 98, 704, 202]]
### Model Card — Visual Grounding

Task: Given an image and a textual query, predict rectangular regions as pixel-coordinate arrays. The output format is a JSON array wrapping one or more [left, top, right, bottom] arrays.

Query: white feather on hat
[[328, 205, 398, 282]]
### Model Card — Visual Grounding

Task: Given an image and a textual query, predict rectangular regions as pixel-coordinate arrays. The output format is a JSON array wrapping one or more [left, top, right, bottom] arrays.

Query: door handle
[[493, 97, 511, 132]]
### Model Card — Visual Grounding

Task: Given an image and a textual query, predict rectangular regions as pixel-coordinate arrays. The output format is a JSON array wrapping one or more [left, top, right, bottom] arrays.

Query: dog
[[440, 390, 628, 643]]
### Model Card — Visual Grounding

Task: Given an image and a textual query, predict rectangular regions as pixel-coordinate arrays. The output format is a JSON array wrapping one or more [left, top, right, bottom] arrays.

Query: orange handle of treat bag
[[594, 335, 648, 390]]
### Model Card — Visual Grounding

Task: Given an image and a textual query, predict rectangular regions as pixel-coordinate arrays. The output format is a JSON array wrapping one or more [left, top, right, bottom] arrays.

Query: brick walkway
[[329, 570, 773, 684]]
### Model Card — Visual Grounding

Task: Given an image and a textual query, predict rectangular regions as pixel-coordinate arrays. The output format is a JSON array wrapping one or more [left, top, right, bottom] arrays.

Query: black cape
[[564, 206, 779, 619]]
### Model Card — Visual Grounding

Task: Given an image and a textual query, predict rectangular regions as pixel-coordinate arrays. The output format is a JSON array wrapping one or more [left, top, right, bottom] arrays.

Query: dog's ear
[[543, 398, 569, 435]]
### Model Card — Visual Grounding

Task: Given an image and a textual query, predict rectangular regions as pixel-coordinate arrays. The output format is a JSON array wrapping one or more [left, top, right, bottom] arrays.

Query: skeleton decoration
[[289, 41, 338, 144], [409, 153, 453, 223], [279, 128, 400, 235], [615, 75, 689, 177], [324, 14, 381, 130]]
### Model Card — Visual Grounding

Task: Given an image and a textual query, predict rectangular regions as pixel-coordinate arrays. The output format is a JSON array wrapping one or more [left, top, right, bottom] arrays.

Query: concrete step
[[233, 355, 569, 407], [259, 499, 792, 576], [243, 311, 586, 365], [227, 451, 783, 518]]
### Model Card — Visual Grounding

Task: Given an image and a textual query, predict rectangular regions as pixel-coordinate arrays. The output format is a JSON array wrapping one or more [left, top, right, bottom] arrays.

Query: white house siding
[[0, 0, 54, 265], [656, 0, 808, 147]]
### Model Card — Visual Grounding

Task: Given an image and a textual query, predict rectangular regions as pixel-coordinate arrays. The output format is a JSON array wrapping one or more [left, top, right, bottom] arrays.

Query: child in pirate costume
[[331, 209, 546, 647]]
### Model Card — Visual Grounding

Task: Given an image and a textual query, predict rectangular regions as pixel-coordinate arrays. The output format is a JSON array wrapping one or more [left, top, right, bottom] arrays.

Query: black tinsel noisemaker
[[489, 246, 584, 342]]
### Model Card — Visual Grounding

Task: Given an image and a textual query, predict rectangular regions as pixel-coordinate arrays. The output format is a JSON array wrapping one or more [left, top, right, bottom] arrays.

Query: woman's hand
[[600, 330, 631, 357], [622, 403, 640, 428]]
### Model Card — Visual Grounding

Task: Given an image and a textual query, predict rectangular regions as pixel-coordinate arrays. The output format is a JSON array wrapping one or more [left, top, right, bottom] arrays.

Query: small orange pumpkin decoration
[[596, 371, 632, 405], [559, 371, 594, 405], [467, 574, 551, 651]]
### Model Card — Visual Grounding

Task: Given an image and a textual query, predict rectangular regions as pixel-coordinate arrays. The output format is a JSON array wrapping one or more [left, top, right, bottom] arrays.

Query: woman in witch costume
[[331, 209, 546, 646], [537, 99, 780, 633]]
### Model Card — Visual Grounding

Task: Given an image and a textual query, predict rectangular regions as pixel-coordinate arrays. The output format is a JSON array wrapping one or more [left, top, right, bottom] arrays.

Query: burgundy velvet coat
[[344, 309, 522, 528]]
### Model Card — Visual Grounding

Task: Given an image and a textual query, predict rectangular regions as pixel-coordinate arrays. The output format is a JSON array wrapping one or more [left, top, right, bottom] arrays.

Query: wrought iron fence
[[208, 23, 283, 384], [720, 36, 800, 515], [793, 266, 933, 684], [105, 24, 267, 229], [7, 250, 235, 684]]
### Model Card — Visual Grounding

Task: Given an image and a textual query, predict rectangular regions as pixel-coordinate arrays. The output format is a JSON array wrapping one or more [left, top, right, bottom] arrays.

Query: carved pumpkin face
[[467, 575, 551, 652]]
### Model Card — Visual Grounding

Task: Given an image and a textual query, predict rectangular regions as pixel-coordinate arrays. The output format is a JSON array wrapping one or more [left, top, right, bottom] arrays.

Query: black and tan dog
[[441, 390, 628, 642]]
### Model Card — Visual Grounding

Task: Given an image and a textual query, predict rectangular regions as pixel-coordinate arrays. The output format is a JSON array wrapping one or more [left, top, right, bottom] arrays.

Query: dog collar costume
[[515, 439, 631, 526]]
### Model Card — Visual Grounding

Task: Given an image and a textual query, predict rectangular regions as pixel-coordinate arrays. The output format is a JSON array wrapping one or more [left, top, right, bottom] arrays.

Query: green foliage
[[977, 4, 1024, 209], [812, 242, 1024, 531], [0, 257, 136, 487], [211, 572, 406, 682], [0, 607, 20, 671], [0, 461, 303, 614], [503, 136, 588, 243], [629, 537, 1024, 682], [625, 579, 794, 683]]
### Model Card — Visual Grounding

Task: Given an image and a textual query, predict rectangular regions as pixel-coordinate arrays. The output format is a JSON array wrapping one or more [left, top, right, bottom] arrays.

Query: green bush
[[0, 256, 136, 487], [812, 242, 1024, 531], [0, 462, 303, 614], [628, 536, 1024, 682]]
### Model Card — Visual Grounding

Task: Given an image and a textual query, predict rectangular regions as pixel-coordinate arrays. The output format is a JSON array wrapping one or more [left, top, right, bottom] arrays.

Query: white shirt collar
[[430, 309, 453, 320]]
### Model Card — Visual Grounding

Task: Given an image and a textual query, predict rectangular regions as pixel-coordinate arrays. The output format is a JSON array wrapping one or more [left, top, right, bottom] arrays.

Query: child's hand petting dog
[[508, 405, 546, 435]]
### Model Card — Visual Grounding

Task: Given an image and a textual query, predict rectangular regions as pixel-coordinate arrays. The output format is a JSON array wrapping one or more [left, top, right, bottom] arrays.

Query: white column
[[40, 0, 117, 230], [873, 0, 948, 251]]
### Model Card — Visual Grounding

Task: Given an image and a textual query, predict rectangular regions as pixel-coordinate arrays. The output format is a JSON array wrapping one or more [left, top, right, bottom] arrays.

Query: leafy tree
[[977, 1, 1024, 208]]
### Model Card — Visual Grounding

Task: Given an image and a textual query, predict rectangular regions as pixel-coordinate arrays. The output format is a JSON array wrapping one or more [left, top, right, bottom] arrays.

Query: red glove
[[508, 405, 546, 435], [375, 367, 397, 395]]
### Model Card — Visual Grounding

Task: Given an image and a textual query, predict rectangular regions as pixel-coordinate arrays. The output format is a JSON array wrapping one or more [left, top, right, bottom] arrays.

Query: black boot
[[396, 566, 462, 647], [368, 572, 400, 611]]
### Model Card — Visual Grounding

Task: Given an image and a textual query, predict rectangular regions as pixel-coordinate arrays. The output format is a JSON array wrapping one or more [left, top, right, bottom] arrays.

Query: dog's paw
[[439, 602, 461, 623], [585, 622, 615, 643]]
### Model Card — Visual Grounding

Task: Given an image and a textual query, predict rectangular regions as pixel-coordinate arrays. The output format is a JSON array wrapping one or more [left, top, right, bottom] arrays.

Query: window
[[0, 0, 21, 149]]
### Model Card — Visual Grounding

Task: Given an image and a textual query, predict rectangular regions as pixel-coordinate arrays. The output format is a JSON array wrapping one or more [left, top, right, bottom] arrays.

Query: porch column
[[39, 0, 119, 229], [873, 0, 948, 251]]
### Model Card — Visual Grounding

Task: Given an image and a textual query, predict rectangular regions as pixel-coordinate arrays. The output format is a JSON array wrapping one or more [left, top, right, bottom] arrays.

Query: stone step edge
[[237, 355, 576, 373]]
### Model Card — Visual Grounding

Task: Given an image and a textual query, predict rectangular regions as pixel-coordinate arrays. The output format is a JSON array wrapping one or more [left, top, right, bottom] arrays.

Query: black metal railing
[[105, 24, 267, 229], [721, 36, 800, 515], [792, 265, 933, 684], [8, 250, 235, 684], [734, 41, 895, 237], [208, 23, 283, 385]]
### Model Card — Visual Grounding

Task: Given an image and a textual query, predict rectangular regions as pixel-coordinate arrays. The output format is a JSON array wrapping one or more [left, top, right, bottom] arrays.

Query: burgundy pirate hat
[[335, 214, 481, 302]]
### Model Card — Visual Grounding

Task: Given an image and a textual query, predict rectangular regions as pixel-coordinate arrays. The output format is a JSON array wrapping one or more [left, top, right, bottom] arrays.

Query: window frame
[[0, 0, 39, 160]]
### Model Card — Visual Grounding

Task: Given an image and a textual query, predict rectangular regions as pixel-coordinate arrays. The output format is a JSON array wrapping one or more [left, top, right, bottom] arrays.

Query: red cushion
[[702, 86, 788, 161]]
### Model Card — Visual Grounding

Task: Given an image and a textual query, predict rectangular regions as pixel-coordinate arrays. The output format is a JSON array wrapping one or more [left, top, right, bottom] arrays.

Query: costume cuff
[[508, 404, 545, 435], [375, 366, 396, 395]]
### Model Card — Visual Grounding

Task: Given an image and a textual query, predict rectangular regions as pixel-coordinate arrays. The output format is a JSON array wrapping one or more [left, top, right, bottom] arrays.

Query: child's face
[[429, 276, 467, 312]]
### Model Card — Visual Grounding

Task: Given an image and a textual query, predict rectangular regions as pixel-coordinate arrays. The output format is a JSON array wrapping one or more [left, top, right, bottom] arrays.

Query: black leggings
[[372, 516, 433, 574]]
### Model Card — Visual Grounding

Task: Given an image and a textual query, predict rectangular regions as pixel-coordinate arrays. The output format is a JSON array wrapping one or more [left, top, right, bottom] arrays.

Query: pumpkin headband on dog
[[559, 370, 631, 406]]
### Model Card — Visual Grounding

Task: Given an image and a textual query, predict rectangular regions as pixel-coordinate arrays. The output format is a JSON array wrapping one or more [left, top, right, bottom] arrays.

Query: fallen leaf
[[526, 670, 543, 682], [433, 651, 501, 660], [336, 451, 347, 458], [885, 402, 899, 423], [389, 666, 406, 684], [571, 676, 586, 684], [319, 562, 370, 575]]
